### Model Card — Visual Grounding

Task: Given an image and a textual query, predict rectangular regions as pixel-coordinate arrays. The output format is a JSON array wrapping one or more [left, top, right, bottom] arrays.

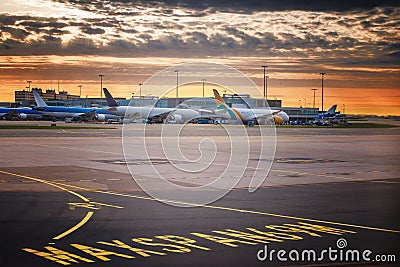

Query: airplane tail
[[213, 89, 243, 121], [103, 88, 119, 107], [32, 90, 48, 107], [213, 89, 228, 109], [326, 105, 337, 114]]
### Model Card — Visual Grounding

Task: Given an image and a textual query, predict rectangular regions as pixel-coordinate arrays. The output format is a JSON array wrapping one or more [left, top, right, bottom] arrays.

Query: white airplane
[[102, 88, 200, 123], [213, 89, 289, 124]]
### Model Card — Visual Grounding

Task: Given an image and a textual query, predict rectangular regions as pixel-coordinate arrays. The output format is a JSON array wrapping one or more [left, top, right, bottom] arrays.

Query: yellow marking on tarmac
[[88, 189, 400, 234], [69, 202, 101, 210], [0, 170, 95, 240], [51, 180, 400, 234], [53, 212, 94, 240], [90, 201, 123, 209], [0, 170, 89, 202], [1, 170, 399, 236]]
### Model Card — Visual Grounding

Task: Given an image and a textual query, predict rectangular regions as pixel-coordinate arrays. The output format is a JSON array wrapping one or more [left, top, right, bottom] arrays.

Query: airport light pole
[[139, 83, 142, 106], [99, 74, 104, 99], [298, 99, 301, 107], [320, 72, 326, 112], [262, 65, 268, 106], [175, 70, 179, 106], [78, 85, 82, 97], [304, 98, 307, 108], [311, 88, 317, 109], [201, 79, 206, 98], [26, 80, 32, 92]]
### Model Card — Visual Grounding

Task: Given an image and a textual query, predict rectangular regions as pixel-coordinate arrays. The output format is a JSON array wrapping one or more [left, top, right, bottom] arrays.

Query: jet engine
[[19, 113, 28, 119], [273, 115, 283, 125], [166, 114, 183, 123], [95, 114, 106, 121]]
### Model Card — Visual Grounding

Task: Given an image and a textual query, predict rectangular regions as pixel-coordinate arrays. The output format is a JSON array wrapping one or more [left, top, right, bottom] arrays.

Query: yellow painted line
[[89, 201, 124, 209], [0, 170, 93, 240], [2, 170, 399, 235], [53, 211, 94, 240], [83, 189, 400, 234], [0, 170, 89, 202], [47, 178, 400, 234]]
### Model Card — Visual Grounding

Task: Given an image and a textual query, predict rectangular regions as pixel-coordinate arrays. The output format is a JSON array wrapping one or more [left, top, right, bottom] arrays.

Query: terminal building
[[15, 88, 80, 107]]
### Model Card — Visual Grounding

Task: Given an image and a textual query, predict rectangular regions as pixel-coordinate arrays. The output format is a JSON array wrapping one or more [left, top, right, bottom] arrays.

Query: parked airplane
[[0, 107, 42, 120], [318, 105, 337, 119], [213, 89, 289, 124], [102, 88, 200, 123], [32, 90, 119, 121]]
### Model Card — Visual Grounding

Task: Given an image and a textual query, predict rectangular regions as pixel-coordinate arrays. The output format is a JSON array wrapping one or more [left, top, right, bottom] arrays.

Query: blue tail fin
[[103, 88, 119, 107], [326, 105, 337, 114], [32, 90, 48, 107]]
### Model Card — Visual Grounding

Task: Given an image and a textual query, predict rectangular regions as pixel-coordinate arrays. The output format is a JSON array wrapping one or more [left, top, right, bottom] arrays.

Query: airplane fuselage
[[217, 106, 289, 124], [33, 106, 119, 120], [104, 106, 200, 122]]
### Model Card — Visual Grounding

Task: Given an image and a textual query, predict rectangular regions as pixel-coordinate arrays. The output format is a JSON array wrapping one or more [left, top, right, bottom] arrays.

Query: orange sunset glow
[[0, 1, 399, 115]]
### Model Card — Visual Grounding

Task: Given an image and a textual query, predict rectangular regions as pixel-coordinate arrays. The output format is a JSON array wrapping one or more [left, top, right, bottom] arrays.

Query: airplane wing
[[251, 109, 282, 119], [195, 108, 214, 114], [148, 109, 173, 120], [78, 110, 97, 120], [4, 110, 19, 120]]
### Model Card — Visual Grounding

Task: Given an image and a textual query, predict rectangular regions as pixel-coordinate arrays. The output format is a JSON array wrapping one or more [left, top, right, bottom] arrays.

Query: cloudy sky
[[0, 0, 399, 114]]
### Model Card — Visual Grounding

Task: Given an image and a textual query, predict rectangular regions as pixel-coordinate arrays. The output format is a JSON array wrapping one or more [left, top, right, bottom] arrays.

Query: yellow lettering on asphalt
[[247, 228, 303, 240], [132, 237, 189, 253], [212, 229, 284, 243], [191, 232, 258, 247], [295, 222, 357, 235], [266, 224, 322, 237], [23, 246, 94, 266], [70, 243, 135, 261], [155, 235, 211, 251], [98, 239, 166, 257]]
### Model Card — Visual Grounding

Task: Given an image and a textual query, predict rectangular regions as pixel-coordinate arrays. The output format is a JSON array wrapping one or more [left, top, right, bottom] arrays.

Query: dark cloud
[[55, 0, 399, 13], [0, 26, 30, 39], [0, 15, 37, 26], [80, 26, 106, 35], [0, 0, 398, 73]]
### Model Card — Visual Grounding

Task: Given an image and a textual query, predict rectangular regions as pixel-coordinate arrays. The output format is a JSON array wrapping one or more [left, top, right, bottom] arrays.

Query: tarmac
[[0, 120, 399, 266]]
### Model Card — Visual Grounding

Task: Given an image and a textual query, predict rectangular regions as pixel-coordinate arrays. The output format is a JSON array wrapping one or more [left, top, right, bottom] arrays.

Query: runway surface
[[0, 121, 399, 266]]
